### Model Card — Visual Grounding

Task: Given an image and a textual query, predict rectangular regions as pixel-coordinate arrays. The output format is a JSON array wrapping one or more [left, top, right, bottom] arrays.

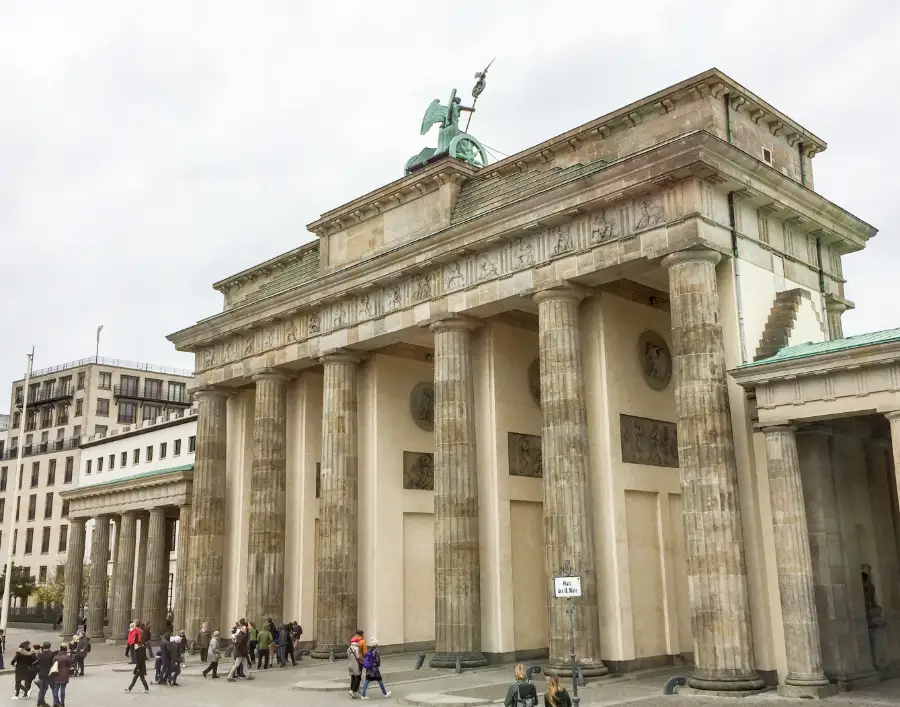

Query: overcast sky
[[2, 1, 898, 400]]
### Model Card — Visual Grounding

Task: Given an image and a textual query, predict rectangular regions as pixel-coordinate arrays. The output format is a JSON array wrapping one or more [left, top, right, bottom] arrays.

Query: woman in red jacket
[[127, 623, 142, 664]]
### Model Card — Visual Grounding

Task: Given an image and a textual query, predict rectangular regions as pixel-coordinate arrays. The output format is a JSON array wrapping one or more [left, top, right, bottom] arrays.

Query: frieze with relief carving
[[403, 451, 434, 490], [620, 414, 678, 468], [637, 330, 672, 391], [508, 432, 542, 478], [410, 382, 435, 431]]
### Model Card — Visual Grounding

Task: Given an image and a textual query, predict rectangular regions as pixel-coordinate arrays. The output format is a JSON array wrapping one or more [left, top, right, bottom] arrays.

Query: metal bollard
[[455, 655, 462, 674], [663, 676, 686, 695], [414, 653, 426, 670], [526, 665, 542, 683], [329, 647, 335, 663]]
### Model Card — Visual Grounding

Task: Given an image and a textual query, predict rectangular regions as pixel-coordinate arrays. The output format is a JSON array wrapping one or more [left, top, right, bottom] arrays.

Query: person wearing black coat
[[11, 642, 36, 698], [34, 642, 55, 707], [126, 642, 150, 693], [156, 635, 171, 685]]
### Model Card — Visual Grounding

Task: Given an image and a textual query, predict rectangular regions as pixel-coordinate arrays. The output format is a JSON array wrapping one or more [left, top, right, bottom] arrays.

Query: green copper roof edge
[[737, 327, 900, 368], [78, 463, 194, 490]]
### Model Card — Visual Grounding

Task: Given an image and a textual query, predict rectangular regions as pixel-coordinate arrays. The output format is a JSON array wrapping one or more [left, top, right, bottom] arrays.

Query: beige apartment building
[[161, 67, 900, 696], [0, 356, 193, 606]]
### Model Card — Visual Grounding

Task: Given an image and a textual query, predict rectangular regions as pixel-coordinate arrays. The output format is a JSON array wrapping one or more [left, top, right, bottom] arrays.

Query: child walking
[[360, 638, 391, 699]]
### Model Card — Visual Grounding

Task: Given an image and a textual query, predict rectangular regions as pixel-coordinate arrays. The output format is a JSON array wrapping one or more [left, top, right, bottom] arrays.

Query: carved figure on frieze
[[637, 330, 672, 391], [308, 312, 321, 334], [263, 326, 276, 350], [550, 225, 571, 255], [202, 346, 216, 369], [333, 306, 346, 329], [513, 237, 535, 267], [590, 209, 616, 243], [358, 294, 374, 318], [403, 452, 435, 490], [620, 414, 678, 468], [507, 432, 542, 477], [413, 273, 431, 300], [243, 334, 254, 356], [477, 253, 498, 280], [385, 285, 402, 312], [444, 262, 464, 289], [223, 339, 235, 362], [284, 319, 298, 343], [410, 382, 435, 431], [634, 197, 665, 230]]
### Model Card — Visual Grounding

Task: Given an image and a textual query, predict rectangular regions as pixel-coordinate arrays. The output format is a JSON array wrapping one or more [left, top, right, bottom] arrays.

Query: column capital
[[320, 348, 365, 365], [428, 313, 480, 334], [68, 516, 87, 528], [885, 410, 900, 422], [533, 281, 590, 306], [661, 247, 722, 270], [193, 386, 230, 402], [796, 423, 834, 438], [251, 368, 291, 383], [761, 424, 797, 435], [826, 300, 848, 315]]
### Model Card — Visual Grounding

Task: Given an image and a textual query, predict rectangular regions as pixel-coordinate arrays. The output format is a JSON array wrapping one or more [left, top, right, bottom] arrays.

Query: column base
[[430, 651, 488, 669], [688, 673, 767, 693], [778, 684, 839, 699], [544, 659, 608, 678], [829, 668, 881, 692], [310, 644, 346, 660]]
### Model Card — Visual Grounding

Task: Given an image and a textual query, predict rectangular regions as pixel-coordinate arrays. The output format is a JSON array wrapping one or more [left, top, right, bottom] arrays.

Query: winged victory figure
[[405, 87, 489, 174]]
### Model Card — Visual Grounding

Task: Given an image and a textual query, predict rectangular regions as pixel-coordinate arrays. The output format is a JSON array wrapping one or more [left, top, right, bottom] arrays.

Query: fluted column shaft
[[246, 372, 289, 625], [186, 389, 229, 633], [87, 515, 111, 638], [312, 352, 361, 659], [662, 249, 762, 691], [106, 518, 121, 637], [62, 518, 87, 637], [762, 426, 829, 688], [111, 512, 138, 640], [535, 287, 606, 676], [144, 507, 169, 634], [173, 504, 191, 631], [826, 301, 846, 341], [429, 319, 486, 668], [134, 515, 149, 619]]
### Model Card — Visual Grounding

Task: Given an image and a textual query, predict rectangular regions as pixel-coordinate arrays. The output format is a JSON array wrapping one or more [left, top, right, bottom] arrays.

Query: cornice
[[213, 240, 318, 295]]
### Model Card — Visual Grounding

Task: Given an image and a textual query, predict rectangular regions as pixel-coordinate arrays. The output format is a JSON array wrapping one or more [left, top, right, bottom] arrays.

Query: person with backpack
[[360, 638, 391, 699], [503, 664, 538, 707], [255, 624, 272, 669], [50, 644, 72, 707], [543, 675, 572, 707], [11, 640, 36, 699], [125, 640, 150, 694], [347, 635, 363, 698], [34, 642, 55, 707]]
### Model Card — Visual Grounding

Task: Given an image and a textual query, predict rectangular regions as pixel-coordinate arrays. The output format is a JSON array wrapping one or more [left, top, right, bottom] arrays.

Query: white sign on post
[[553, 575, 583, 598]]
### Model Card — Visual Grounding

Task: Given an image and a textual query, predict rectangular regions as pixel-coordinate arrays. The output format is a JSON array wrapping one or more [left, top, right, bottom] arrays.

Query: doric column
[[61, 518, 87, 637], [661, 249, 763, 692], [429, 318, 486, 669], [173, 504, 191, 631], [144, 507, 169, 634], [761, 426, 833, 697], [110, 511, 138, 641], [106, 518, 121, 637], [534, 286, 606, 676], [186, 388, 229, 633], [826, 300, 847, 340], [246, 370, 289, 625], [312, 351, 362, 659], [87, 515, 111, 639], [133, 514, 149, 620]]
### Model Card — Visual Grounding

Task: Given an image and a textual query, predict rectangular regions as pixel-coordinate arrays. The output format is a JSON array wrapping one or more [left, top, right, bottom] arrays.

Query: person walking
[[202, 631, 222, 679], [197, 622, 211, 662], [255, 624, 272, 670], [126, 622, 140, 664], [543, 675, 572, 707], [125, 641, 150, 694], [247, 621, 258, 666], [177, 631, 188, 667], [156, 634, 171, 685], [356, 629, 368, 658], [281, 622, 296, 666], [503, 665, 538, 707], [168, 636, 182, 686], [11, 640, 36, 699], [360, 638, 391, 699], [50, 644, 72, 707], [0, 628, 6, 669], [34, 642, 55, 707], [347, 635, 363, 698], [227, 621, 253, 682]]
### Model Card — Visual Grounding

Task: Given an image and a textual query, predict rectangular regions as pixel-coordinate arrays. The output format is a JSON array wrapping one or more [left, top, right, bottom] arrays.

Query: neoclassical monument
[[168, 69, 900, 695]]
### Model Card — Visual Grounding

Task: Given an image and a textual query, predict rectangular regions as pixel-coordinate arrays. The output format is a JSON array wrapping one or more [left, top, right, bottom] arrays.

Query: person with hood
[[11, 640, 36, 699], [347, 635, 363, 698], [34, 642, 55, 707], [197, 622, 211, 662], [503, 664, 538, 707], [155, 634, 171, 685], [74, 633, 89, 677], [177, 630, 188, 667], [168, 636, 182, 686], [281, 622, 296, 666], [202, 631, 222, 679], [125, 640, 150, 694], [255, 624, 272, 669], [360, 638, 391, 699], [50, 645, 72, 707]]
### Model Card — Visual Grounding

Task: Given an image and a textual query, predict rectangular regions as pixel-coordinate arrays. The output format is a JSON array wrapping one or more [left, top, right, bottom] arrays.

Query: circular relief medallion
[[409, 382, 435, 431], [527, 358, 541, 405], [638, 330, 672, 391]]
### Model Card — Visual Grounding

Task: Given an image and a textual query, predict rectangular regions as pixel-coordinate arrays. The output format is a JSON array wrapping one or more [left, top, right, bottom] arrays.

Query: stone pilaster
[[173, 504, 191, 631], [246, 370, 289, 625], [134, 514, 149, 619], [87, 515, 111, 639], [312, 351, 361, 659], [110, 512, 138, 641], [186, 388, 229, 633], [144, 507, 169, 634], [761, 426, 834, 698], [826, 300, 846, 341], [62, 518, 86, 637], [106, 518, 121, 638], [534, 286, 606, 677], [661, 249, 763, 692], [429, 318, 486, 669]]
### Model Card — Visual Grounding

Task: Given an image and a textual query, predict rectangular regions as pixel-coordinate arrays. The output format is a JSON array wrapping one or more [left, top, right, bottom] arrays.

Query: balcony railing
[[8, 437, 82, 460], [22, 355, 193, 379], [15, 384, 74, 408], [114, 385, 193, 406]]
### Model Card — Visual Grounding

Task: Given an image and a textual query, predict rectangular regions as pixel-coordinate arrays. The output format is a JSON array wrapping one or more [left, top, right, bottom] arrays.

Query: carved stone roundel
[[527, 359, 541, 405], [638, 330, 672, 391], [410, 382, 435, 431]]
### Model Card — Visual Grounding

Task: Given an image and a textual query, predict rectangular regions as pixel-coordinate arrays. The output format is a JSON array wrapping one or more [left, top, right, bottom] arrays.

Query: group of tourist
[[9, 637, 80, 706], [347, 629, 390, 699], [200, 618, 303, 681]]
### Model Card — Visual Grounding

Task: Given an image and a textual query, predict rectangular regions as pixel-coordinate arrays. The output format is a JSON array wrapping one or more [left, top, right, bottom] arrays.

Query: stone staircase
[[753, 288, 813, 362]]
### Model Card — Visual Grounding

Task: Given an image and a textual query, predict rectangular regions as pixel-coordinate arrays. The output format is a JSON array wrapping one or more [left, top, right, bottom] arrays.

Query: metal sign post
[[553, 560, 583, 707]]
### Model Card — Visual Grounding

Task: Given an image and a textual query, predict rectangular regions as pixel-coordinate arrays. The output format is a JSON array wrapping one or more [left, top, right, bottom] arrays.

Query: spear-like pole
[[464, 57, 495, 133]]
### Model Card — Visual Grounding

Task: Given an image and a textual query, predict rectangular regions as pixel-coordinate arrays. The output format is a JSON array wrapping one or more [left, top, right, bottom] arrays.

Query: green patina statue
[[405, 63, 493, 175]]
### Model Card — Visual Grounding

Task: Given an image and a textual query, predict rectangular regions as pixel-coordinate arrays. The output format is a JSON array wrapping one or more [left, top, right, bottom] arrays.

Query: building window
[[167, 573, 174, 613], [174, 439, 182, 456], [1, 467, 8, 493], [57, 403, 69, 425], [762, 146, 773, 165], [72, 426, 81, 443], [143, 404, 162, 422], [120, 451, 127, 467], [44, 492, 53, 519], [75, 399, 83, 417], [96, 398, 109, 417], [58, 525, 68, 552], [24, 528, 33, 554], [85, 459, 92, 475], [145, 378, 163, 400], [160, 442, 167, 460], [0, 498, 4, 523], [15, 497, 20, 521], [109, 454, 115, 470], [27, 494, 36, 521], [56, 565, 64, 581], [133, 449, 140, 465], [47, 459, 56, 486], [76, 372, 85, 390], [12, 411, 20, 428], [60, 375, 72, 394], [118, 401, 137, 425], [61, 500, 70, 517], [12, 530, 17, 553], [168, 381, 187, 403], [97, 457, 104, 473], [40, 528, 50, 554], [40, 408, 53, 429], [146, 445, 153, 462], [120, 375, 139, 397], [188, 436, 196, 453], [94, 425, 107, 436], [98, 372, 112, 389], [31, 462, 39, 488], [18, 464, 24, 489], [64, 457, 74, 484], [26, 410, 37, 432], [38, 566, 47, 583]]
